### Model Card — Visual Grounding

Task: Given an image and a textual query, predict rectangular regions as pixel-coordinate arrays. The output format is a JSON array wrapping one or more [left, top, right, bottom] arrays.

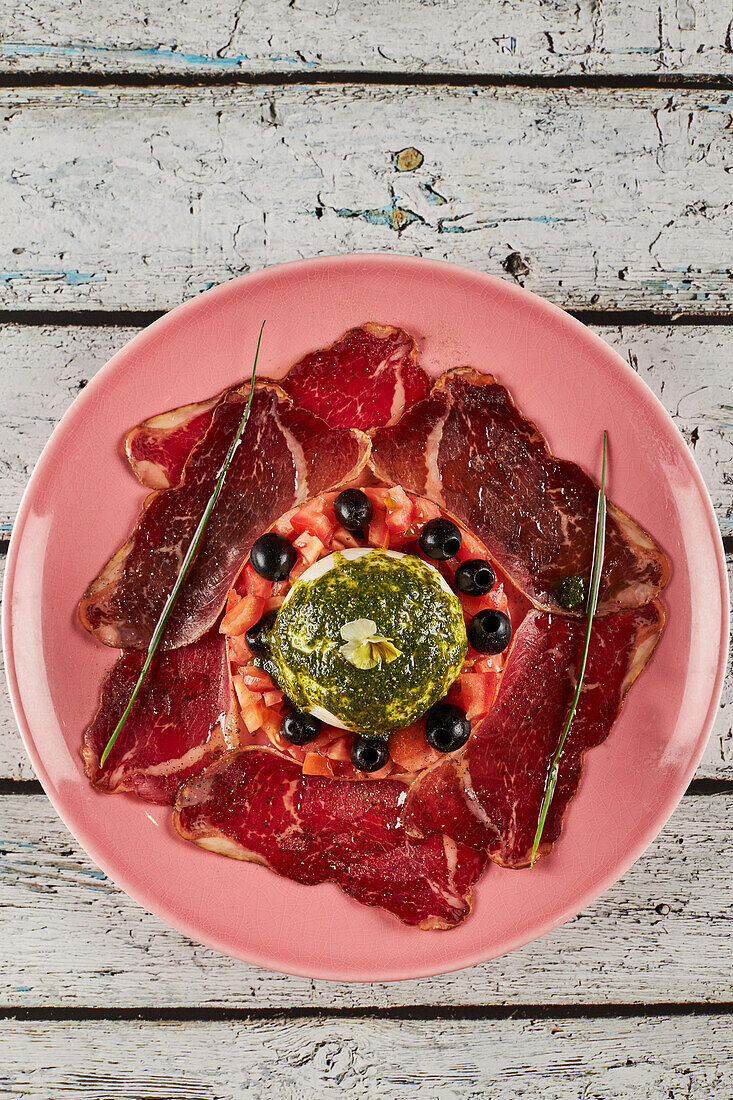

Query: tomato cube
[[384, 485, 415, 533], [368, 510, 389, 549], [241, 561, 273, 598], [220, 594, 266, 636], [240, 666, 275, 691], [291, 498, 336, 543], [460, 672, 498, 720], [227, 634, 253, 665]]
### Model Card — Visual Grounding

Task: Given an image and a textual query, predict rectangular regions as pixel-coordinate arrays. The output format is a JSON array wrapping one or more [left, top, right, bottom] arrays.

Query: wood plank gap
[[0, 70, 732, 91], [0, 779, 44, 795], [1, 778, 730, 799], [2, 311, 733, 328], [4, 1003, 733, 1023]]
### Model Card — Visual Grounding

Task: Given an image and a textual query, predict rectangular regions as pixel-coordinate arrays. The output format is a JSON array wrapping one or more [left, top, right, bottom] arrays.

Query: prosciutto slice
[[125, 393, 222, 490], [403, 601, 665, 867], [125, 324, 430, 490], [370, 368, 669, 616], [82, 631, 236, 805], [173, 747, 486, 929], [281, 323, 430, 430], [79, 382, 370, 650]]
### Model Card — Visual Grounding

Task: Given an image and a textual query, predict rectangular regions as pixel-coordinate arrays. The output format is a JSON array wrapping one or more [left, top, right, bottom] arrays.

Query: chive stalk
[[100, 321, 266, 767], [530, 430, 608, 866]]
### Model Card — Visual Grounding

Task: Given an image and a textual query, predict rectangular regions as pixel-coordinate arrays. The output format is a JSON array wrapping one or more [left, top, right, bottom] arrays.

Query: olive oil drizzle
[[530, 431, 608, 866], [99, 321, 266, 768]]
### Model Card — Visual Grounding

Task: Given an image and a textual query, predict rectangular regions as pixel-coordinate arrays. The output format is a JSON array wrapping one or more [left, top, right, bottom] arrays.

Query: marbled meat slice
[[82, 630, 237, 805], [403, 601, 665, 867], [124, 324, 429, 489], [280, 323, 430, 430], [369, 368, 669, 615], [79, 382, 370, 650], [125, 393, 222, 489], [173, 747, 487, 929]]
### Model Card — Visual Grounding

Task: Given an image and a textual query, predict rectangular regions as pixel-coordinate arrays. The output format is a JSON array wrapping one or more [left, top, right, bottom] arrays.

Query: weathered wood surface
[[2, 0, 732, 78], [1, 791, 730, 1008], [2, 322, 729, 780], [2, 1014, 731, 1099], [0, 86, 731, 314]]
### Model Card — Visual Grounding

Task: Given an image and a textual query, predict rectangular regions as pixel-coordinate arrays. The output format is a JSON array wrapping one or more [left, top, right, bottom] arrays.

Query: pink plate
[[3, 254, 728, 981]]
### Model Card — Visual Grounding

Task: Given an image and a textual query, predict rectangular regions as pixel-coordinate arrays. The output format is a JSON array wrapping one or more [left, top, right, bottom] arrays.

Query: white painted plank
[[0, 85, 731, 313], [1, 792, 730, 1007], [2, 1014, 731, 1099], [1, 0, 732, 77], [1, 322, 729, 779]]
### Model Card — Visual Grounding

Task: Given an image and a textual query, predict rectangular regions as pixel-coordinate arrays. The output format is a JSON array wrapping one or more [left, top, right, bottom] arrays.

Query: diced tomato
[[220, 594, 266, 636], [320, 732, 352, 762], [293, 530, 325, 566], [460, 672, 498, 721], [302, 753, 337, 778], [412, 497, 442, 524], [456, 528, 488, 563], [368, 510, 389, 549], [272, 513, 296, 538], [241, 561, 273, 598], [444, 680, 464, 708], [330, 525, 361, 550], [389, 722, 442, 772], [459, 582, 508, 620], [232, 674, 256, 711], [265, 594, 285, 612], [473, 654, 503, 675], [227, 633, 253, 664], [384, 485, 414, 533], [291, 498, 337, 543], [362, 486, 391, 507], [240, 666, 275, 692], [263, 689, 284, 707], [240, 697, 267, 734], [259, 705, 282, 742]]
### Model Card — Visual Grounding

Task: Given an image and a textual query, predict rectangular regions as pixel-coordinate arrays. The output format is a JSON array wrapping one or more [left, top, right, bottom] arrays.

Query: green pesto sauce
[[266, 551, 467, 736], [556, 573, 587, 610]]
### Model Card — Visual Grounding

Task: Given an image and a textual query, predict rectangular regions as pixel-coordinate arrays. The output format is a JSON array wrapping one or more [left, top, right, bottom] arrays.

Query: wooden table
[[1, 3, 731, 1095]]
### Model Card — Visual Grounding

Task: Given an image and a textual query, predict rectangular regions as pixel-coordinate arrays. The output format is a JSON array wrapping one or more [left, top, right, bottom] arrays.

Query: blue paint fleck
[[0, 41, 251, 69], [82, 868, 107, 880], [334, 202, 423, 233], [0, 269, 101, 286], [15, 987, 31, 993], [420, 183, 448, 206]]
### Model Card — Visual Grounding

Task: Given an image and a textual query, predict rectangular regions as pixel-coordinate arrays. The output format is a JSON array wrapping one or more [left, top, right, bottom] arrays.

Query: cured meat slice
[[369, 368, 669, 616], [124, 325, 429, 489], [403, 601, 665, 867], [125, 393, 222, 489], [173, 747, 486, 929], [280, 323, 431, 430], [79, 382, 370, 650], [82, 631, 237, 805]]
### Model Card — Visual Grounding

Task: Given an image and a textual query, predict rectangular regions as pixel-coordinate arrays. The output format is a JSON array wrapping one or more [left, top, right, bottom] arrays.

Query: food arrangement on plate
[[79, 322, 669, 931]]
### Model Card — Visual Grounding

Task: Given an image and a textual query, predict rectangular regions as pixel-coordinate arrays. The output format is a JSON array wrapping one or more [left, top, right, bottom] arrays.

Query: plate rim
[[2, 252, 730, 982]]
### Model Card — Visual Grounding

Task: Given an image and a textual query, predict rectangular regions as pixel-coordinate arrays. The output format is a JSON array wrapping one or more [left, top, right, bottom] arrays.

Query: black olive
[[468, 609, 512, 654], [281, 708, 322, 745], [250, 532, 297, 581], [334, 488, 373, 532], [244, 610, 277, 655], [350, 734, 390, 773], [425, 703, 471, 753], [418, 517, 462, 560], [455, 558, 496, 596]]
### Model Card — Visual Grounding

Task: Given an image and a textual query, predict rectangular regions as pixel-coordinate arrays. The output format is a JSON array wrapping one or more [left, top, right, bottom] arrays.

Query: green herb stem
[[530, 430, 608, 866], [99, 321, 266, 768]]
